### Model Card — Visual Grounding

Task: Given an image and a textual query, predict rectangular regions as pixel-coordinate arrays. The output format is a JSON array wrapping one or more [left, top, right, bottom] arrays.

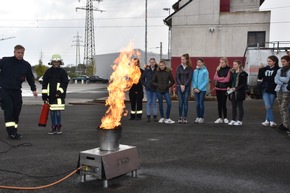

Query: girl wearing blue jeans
[[141, 58, 158, 122], [176, 54, 193, 123], [192, 58, 209, 123], [258, 55, 280, 127], [42, 54, 69, 134], [151, 61, 175, 124]]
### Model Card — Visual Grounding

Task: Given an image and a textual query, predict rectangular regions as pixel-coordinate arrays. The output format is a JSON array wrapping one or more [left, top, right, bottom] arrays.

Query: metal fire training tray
[[79, 144, 140, 188]]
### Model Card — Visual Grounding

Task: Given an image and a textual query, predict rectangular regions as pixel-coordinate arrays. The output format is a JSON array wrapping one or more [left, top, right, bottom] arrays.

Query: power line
[[0, 16, 166, 21], [1, 19, 290, 29], [0, 25, 166, 29], [0, 4, 288, 24], [0, 4, 287, 23]]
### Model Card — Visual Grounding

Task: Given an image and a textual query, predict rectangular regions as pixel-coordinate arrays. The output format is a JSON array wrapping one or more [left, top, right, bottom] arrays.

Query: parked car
[[38, 76, 71, 84], [88, 76, 108, 83], [71, 75, 89, 82]]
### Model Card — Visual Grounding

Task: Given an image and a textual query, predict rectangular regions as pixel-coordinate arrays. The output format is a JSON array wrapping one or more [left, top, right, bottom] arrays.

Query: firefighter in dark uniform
[[42, 54, 68, 135], [129, 58, 144, 120], [0, 45, 37, 140]]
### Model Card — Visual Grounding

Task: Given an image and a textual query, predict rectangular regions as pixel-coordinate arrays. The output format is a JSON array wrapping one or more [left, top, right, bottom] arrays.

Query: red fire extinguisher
[[38, 103, 50, 127]]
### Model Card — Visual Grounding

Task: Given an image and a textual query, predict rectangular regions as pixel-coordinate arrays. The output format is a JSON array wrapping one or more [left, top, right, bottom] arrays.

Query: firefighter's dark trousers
[[129, 91, 143, 119], [0, 88, 23, 135]]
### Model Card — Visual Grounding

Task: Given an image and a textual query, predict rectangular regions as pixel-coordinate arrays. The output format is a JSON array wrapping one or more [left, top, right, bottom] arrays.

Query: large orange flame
[[100, 43, 141, 129]]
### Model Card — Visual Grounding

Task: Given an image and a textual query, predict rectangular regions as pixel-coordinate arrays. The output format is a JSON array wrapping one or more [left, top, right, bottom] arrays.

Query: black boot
[[136, 115, 142, 120], [7, 127, 22, 140], [278, 124, 288, 131], [153, 115, 158, 122], [129, 114, 135, 120], [147, 115, 151, 122]]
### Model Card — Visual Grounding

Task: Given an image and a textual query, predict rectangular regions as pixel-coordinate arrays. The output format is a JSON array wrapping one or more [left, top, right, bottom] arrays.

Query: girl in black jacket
[[42, 54, 68, 134], [151, 61, 175, 124], [258, 55, 280, 127], [176, 53, 193, 123], [228, 60, 248, 126]]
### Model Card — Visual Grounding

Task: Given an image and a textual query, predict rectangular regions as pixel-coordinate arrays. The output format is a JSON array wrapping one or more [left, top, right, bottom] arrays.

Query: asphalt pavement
[[0, 84, 290, 193]]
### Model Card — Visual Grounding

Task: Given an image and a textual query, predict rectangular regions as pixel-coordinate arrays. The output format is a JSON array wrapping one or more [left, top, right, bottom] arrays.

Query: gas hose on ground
[[0, 166, 82, 190]]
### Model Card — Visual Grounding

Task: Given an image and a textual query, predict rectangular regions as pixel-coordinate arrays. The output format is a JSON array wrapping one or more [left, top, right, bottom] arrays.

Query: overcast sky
[[0, 0, 289, 66]]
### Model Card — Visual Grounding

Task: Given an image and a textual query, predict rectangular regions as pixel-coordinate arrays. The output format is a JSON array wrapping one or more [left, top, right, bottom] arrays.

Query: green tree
[[34, 60, 49, 78], [76, 64, 86, 75], [86, 64, 94, 76], [63, 66, 77, 78]]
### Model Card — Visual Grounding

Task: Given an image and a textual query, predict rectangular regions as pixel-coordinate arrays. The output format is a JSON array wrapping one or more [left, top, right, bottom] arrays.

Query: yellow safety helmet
[[50, 54, 64, 65]]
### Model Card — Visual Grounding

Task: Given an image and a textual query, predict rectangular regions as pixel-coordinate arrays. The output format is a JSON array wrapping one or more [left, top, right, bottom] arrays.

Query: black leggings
[[231, 92, 244, 121], [216, 90, 227, 118]]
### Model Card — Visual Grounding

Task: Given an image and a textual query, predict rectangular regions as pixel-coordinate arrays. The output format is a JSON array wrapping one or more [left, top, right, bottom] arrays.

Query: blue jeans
[[145, 90, 157, 116], [50, 110, 61, 127], [262, 92, 276, 122], [177, 86, 190, 117], [194, 91, 206, 118], [157, 92, 171, 119]]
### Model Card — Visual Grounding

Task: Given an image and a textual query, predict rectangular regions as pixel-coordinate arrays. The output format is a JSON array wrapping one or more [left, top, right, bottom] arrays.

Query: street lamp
[[163, 8, 171, 60]]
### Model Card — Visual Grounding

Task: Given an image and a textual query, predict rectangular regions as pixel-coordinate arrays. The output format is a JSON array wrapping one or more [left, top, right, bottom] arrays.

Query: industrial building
[[164, 0, 270, 90], [94, 50, 167, 80]]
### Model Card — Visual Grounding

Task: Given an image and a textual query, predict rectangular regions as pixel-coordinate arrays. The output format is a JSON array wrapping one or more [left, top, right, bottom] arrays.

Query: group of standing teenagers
[[129, 54, 290, 130], [131, 55, 233, 124]]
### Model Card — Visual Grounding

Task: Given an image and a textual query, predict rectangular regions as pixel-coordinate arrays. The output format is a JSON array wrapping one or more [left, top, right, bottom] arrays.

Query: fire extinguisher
[[38, 102, 50, 127]]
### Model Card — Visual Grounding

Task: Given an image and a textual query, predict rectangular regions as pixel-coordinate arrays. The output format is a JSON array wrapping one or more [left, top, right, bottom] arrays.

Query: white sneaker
[[214, 118, 223, 123], [270, 121, 277, 127], [262, 120, 269, 127], [165, 118, 175, 124], [158, 118, 165, 123], [224, 118, 229, 124], [234, 121, 243, 126], [198, 118, 204, 123], [194, 118, 200, 123], [228, 120, 236, 125]]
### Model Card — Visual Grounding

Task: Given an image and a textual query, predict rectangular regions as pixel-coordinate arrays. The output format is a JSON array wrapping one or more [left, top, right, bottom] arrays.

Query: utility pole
[[76, 0, 104, 75], [72, 32, 83, 74], [145, 0, 148, 65]]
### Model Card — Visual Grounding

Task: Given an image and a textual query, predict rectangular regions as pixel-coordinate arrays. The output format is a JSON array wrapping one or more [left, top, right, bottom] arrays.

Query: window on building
[[220, 0, 230, 12], [247, 31, 266, 47]]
